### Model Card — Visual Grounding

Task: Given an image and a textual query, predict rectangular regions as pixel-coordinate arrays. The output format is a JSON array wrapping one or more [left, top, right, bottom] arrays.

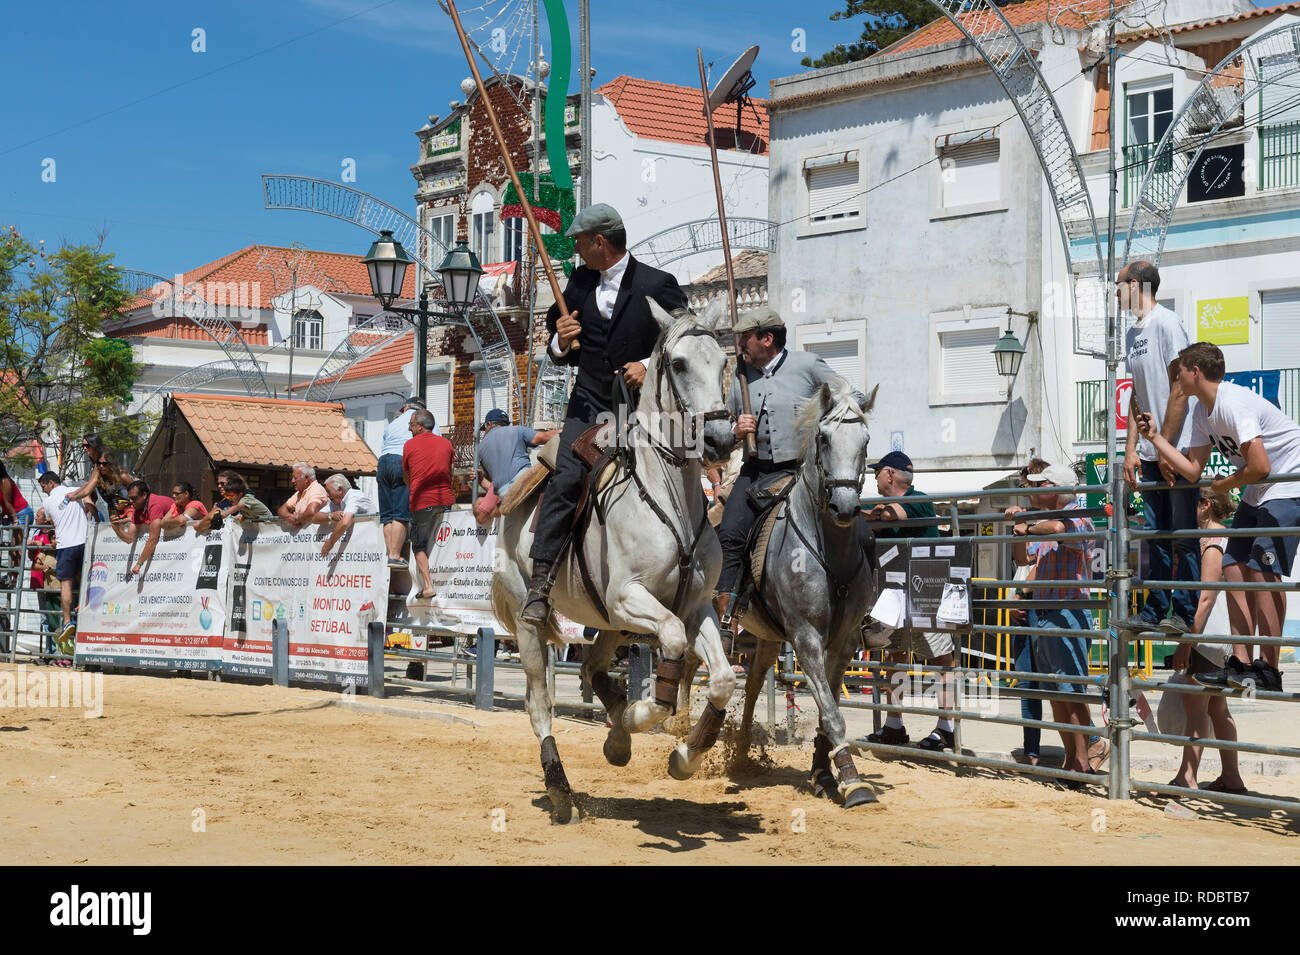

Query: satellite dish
[[705, 45, 759, 115]]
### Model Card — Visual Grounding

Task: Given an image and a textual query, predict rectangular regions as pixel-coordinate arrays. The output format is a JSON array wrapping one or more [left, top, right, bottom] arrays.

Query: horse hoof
[[623, 699, 665, 734], [842, 783, 880, 809], [603, 729, 632, 767], [811, 769, 839, 801], [547, 787, 575, 824], [667, 743, 698, 781]]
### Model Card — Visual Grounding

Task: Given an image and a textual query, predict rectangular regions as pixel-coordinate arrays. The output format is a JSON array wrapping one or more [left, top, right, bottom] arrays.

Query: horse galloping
[[491, 298, 736, 822]]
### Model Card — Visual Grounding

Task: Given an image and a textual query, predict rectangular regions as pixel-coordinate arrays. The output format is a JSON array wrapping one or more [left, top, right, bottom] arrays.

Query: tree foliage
[[801, 0, 1009, 69], [0, 226, 141, 469]]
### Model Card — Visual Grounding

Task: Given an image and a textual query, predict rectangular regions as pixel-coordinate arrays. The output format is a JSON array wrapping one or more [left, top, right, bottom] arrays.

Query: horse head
[[799, 379, 878, 527], [645, 296, 734, 467]]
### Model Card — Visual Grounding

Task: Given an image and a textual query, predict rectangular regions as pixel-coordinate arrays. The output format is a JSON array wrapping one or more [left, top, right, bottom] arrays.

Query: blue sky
[[0, 0, 850, 278]]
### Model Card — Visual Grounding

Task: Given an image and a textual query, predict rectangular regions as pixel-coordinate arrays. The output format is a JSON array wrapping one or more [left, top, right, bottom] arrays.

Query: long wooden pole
[[446, 0, 576, 348], [698, 49, 754, 457]]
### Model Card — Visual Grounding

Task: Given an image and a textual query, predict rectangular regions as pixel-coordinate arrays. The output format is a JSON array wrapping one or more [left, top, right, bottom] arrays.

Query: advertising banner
[[1198, 296, 1250, 346], [223, 518, 386, 685], [421, 507, 588, 641], [75, 523, 228, 671]]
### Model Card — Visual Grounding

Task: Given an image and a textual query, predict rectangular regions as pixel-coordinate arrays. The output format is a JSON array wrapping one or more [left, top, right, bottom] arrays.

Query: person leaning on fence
[[111, 479, 175, 580], [1134, 340, 1298, 694], [1003, 463, 1108, 780], [476, 408, 560, 499], [195, 473, 274, 532], [0, 461, 33, 525], [377, 397, 434, 568], [278, 462, 329, 528], [1008, 458, 1050, 765], [162, 481, 208, 531], [1167, 489, 1248, 796], [862, 451, 959, 752], [36, 470, 93, 648], [1116, 260, 1201, 636], [318, 473, 377, 557], [404, 408, 454, 600]]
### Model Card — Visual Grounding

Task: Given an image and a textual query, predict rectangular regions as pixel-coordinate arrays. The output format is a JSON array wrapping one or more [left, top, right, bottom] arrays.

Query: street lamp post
[[362, 230, 484, 406], [991, 307, 1036, 397]]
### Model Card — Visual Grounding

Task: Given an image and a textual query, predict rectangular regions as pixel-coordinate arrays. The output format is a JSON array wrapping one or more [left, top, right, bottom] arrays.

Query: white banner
[[75, 523, 228, 671], [423, 508, 587, 642], [224, 518, 387, 685]]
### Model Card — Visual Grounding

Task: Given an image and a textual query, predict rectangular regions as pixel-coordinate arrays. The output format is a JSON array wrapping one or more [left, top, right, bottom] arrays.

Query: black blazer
[[545, 254, 687, 409]]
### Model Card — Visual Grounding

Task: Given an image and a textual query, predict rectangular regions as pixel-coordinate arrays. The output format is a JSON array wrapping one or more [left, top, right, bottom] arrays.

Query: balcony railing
[[1077, 368, 1300, 443], [1123, 142, 1174, 208], [1259, 121, 1300, 190]]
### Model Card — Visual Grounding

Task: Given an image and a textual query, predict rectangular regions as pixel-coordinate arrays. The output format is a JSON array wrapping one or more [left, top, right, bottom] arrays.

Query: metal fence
[[0, 521, 71, 665]]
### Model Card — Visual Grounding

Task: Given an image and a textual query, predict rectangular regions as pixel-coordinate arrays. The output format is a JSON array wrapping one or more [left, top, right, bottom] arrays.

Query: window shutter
[[1261, 55, 1300, 126], [808, 163, 860, 222], [940, 326, 1001, 399], [1262, 288, 1300, 369], [805, 339, 864, 393], [942, 142, 1000, 207], [429, 369, 451, 430]]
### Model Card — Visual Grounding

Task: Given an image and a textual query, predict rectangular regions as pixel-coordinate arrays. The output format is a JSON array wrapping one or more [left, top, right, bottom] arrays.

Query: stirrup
[[521, 586, 551, 624]]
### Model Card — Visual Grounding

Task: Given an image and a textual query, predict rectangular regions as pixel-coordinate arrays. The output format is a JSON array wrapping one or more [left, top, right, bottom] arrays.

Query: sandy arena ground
[[1, 664, 1297, 864]]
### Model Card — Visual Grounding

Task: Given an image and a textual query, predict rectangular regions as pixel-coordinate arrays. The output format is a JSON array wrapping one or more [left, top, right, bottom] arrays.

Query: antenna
[[704, 45, 759, 149]]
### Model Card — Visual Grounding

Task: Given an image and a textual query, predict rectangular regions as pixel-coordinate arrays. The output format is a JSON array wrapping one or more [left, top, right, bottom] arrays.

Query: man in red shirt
[[112, 479, 176, 580], [402, 409, 454, 599]]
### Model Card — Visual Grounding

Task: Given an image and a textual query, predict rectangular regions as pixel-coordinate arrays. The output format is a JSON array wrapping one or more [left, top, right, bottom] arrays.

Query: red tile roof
[[1120, 1, 1300, 40], [171, 393, 377, 473], [878, 0, 1111, 56], [116, 244, 414, 323], [293, 330, 415, 390], [116, 316, 271, 345], [597, 76, 769, 153]]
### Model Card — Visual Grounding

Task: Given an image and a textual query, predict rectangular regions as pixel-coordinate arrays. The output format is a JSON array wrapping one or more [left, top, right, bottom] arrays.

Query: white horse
[[492, 298, 736, 823]]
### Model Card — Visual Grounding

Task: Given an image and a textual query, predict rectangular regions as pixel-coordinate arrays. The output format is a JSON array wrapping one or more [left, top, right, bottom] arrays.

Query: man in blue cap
[[477, 408, 560, 499], [521, 202, 687, 622]]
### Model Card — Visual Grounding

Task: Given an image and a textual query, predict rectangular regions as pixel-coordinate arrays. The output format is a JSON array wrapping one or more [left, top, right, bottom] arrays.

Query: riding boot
[[521, 559, 554, 624]]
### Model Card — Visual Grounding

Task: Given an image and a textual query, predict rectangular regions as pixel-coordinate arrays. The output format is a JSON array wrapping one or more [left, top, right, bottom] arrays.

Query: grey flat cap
[[732, 305, 785, 334], [565, 202, 624, 237]]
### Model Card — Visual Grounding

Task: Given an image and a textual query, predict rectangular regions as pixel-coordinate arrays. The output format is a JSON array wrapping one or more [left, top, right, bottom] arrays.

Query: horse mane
[[795, 376, 868, 458]]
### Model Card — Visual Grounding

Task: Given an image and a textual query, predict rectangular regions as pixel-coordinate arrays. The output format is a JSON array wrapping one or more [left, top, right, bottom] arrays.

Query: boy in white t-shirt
[[1136, 342, 1296, 693]]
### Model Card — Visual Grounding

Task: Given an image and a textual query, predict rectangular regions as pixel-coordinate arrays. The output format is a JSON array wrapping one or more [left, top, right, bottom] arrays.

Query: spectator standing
[[37, 470, 93, 647], [378, 398, 440, 568], [476, 408, 560, 497], [1009, 458, 1051, 765], [1116, 260, 1200, 635], [277, 463, 328, 527], [1167, 489, 1247, 795], [1136, 341, 1298, 693], [111, 480, 175, 580], [1004, 463, 1105, 779], [27, 527, 61, 655], [862, 451, 958, 752], [403, 409, 454, 600], [319, 474, 377, 557], [0, 461, 33, 525]]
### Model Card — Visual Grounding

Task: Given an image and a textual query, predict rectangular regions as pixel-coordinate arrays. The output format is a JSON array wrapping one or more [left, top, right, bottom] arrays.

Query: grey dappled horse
[[491, 298, 735, 823], [722, 380, 881, 808]]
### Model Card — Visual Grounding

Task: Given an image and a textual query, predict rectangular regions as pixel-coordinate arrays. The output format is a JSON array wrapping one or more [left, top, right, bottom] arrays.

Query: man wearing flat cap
[[522, 202, 688, 622], [713, 306, 868, 632]]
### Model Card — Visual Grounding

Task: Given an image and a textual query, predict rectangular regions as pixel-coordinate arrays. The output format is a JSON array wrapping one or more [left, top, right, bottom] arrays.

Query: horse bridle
[[642, 324, 731, 466], [802, 408, 870, 512]]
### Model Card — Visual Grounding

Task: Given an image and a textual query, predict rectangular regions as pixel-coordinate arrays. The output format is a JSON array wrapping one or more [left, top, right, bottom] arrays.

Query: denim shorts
[[377, 453, 409, 524], [55, 544, 84, 583], [1224, 497, 1300, 577]]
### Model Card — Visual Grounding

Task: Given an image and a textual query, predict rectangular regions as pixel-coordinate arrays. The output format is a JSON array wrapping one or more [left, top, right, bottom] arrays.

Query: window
[[800, 151, 864, 235], [940, 140, 1000, 209], [1259, 54, 1300, 190], [1262, 288, 1300, 370], [1124, 81, 1174, 205], [929, 310, 1006, 405], [292, 309, 322, 351], [429, 211, 455, 254], [503, 217, 525, 264], [428, 368, 451, 430], [794, 320, 867, 395], [470, 191, 495, 265]]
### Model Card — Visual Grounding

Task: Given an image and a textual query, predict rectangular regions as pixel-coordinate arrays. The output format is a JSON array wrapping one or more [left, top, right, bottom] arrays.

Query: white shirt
[[330, 489, 376, 516], [550, 252, 647, 362], [760, 348, 787, 377], [45, 484, 89, 550], [1190, 381, 1300, 506], [1125, 303, 1194, 461]]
